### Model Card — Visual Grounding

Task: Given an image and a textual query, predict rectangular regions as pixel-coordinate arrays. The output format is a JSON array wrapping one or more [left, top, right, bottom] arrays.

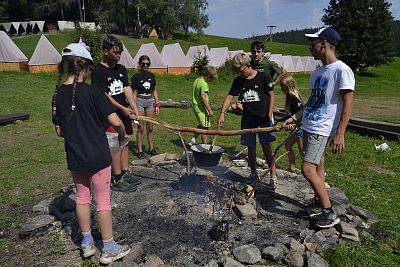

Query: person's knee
[[96, 201, 111, 212], [301, 163, 316, 180], [75, 195, 91, 205]]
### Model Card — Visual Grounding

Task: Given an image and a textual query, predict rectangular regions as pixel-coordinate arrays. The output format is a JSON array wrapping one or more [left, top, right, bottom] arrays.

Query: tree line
[[0, 0, 209, 38]]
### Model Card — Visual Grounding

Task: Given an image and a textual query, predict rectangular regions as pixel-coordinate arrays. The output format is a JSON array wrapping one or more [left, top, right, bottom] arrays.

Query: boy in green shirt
[[189, 66, 218, 145]]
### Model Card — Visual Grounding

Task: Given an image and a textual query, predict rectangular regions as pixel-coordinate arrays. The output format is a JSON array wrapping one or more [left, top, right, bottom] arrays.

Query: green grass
[[2, 33, 400, 266]]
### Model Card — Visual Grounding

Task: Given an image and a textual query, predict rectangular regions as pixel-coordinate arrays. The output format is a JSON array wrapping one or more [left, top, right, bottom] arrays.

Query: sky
[[204, 0, 400, 38]]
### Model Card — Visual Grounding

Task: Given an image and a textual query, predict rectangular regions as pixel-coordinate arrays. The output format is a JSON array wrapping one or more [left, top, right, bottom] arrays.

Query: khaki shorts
[[303, 131, 329, 164], [194, 111, 210, 128]]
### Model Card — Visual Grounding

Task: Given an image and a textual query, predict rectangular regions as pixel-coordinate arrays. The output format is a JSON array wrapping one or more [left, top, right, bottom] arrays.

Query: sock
[[271, 175, 277, 181], [103, 237, 118, 253], [81, 230, 93, 246], [322, 207, 334, 213], [113, 173, 123, 183]]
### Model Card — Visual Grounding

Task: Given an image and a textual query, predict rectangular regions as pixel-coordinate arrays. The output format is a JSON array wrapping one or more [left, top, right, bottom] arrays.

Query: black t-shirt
[[52, 82, 116, 171], [228, 71, 274, 119], [131, 71, 156, 94], [289, 95, 304, 115], [91, 63, 130, 119]]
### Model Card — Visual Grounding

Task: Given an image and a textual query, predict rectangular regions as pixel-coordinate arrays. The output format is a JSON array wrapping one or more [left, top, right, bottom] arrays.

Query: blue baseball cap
[[305, 27, 341, 46]]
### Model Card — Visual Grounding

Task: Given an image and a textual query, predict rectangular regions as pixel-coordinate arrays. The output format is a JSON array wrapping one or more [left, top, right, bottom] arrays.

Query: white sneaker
[[100, 244, 130, 264]]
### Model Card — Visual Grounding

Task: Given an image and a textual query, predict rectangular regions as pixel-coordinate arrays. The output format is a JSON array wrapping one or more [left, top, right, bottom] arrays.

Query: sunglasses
[[140, 62, 150, 67]]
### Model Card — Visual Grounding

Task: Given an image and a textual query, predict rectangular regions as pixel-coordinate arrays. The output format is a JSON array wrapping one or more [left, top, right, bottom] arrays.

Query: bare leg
[[76, 204, 91, 232], [285, 133, 297, 172], [302, 161, 331, 208], [111, 151, 122, 175], [145, 111, 155, 150], [261, 143, 276, 176], [97, 210, 113, 240], [136, 111, 146, 153], [121, 145, 129, 171]]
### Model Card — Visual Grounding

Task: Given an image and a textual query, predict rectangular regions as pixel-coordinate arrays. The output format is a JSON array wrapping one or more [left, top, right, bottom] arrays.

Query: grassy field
[[1, 33, 399, 266]]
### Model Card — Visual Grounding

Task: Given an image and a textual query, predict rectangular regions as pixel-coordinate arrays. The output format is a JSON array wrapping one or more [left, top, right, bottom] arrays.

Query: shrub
[[71, 24, 104, 63]]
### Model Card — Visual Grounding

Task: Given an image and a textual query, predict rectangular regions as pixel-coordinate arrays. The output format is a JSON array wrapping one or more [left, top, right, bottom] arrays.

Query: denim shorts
[[136, 95, 154, 112], [303, 131, 329, 164], [240, 117, 276, 148]]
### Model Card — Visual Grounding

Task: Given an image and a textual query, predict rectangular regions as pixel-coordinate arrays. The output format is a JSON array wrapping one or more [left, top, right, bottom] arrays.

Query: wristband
[[291, 115, 298, 123], [154, 102, 161, 108]]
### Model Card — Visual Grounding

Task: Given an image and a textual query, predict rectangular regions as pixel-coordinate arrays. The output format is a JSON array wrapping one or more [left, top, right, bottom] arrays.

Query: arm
[[283, 105, 305, 130], [200, 91, 214, 117], [106, 93, 133, 118], [124, 86, 139, 116], [331, 90, 353, 154], [107, 112, 128, 143], [152, 87, 160, 114], [217, 95, 234, 128], [267, 90, 275, 120], [272, 68, 287, 86], [54, 125, 62, 137]]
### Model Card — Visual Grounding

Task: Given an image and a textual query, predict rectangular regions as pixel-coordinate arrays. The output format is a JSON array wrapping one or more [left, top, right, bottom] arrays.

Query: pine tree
[[322, 0, 394, 71]]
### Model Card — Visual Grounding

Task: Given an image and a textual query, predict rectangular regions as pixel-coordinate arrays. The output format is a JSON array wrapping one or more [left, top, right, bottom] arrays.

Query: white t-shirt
[[302, 60, 355, 137]]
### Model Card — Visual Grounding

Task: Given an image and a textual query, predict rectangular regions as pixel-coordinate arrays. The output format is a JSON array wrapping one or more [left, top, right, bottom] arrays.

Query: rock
[[360, 230, 375, 241], [235, 204, 257, 220], [131, 159, 149, 166], [262, 246, 284, 261], [332, 205, 347, 217], [341, 234, 360, 242], [285, 252, 304, 267], [289, 239, 305, 255], [123, 243, 145, 263], [307, 252, 330, 267], [327, 187, 350, 207], [112, 261, 139, 267], [317, 236, 339, 252], [348, 215, 364, 228], [232, 244, 261, 264], [304, 242, 317, 252], [349, 205, 378, 224], [220, 256, 245, 267], [338, 221, 359, 238], [54, 190, 76, 213], [144, 254, 164, 267], [165, 153, 178, 161], [205, 259, 219, 267], [19, 215, 56, 239], [233, 195, 246, 205], [149, 153, 168, 165], [299, 229, 315, 239], [318, 227, 338, 238], [273, 242, 289, 255], [32, 198, 54, 214]]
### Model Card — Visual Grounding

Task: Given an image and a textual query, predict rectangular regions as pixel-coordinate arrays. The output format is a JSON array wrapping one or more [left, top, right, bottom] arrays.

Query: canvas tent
[[281, 56, 295, 73], [20, 22, 32, 35], [186, 45, 210, 66], [209, 47, 229, 67], [29, 21, 47, 33], [291, 56, 305, 73], [133, 43, 167, 74], [304, 56, 321, 72], [160, 43, 191, 75], [118, 43, 136, 69], [228, 50, 244, 59], [269, 54, 283, 66], [57, 21, 75, 32], [0, 22, 16, 35], [28, 34, 61, 73], [0, 31, 28, 71]]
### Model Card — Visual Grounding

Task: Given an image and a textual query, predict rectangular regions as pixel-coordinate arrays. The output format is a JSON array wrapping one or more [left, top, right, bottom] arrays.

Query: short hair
[[102, 35, 123, 52], [201, 66, 218, 80], [232, 53, 251, 68], [250, 40, 265, 51]]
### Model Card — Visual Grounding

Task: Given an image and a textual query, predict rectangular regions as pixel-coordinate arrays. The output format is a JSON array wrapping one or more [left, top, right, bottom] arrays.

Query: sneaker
[[100, 244, 131, 264], [266, 176, 277, 193], [121, 171, 142, 185], [188, 138, 196, 147], [245, 172, 259, 185], [81, 242, 96, 258], [148, 149, 158, 156], [308, 200, 322, 217], [315, 209, 340, 229], [137, 151, 146, 159], [111, 180, 137, 192]]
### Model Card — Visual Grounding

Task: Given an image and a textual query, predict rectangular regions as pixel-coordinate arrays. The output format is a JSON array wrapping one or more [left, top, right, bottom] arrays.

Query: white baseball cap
[[62, 43, 93, 63]]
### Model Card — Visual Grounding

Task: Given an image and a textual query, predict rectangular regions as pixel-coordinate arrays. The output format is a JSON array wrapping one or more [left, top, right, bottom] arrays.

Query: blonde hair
[[201, 65, 218, 80], [280, 75, 304, 113], [232, 53, 251, 68]]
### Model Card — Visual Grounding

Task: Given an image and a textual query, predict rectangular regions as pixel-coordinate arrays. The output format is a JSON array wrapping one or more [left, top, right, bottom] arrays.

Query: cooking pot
[[191, 144, 224, 167]]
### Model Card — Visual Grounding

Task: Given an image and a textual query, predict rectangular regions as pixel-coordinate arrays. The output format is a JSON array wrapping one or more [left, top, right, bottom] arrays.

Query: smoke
[[262, 0, 271, 17]]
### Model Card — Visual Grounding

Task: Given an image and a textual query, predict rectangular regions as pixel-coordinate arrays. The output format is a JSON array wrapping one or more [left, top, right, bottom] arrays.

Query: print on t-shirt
[[304, 76, 328, 122], [141, 79, 151, 91], [108, 74, 125, 96], [242, 86, 260, 103]]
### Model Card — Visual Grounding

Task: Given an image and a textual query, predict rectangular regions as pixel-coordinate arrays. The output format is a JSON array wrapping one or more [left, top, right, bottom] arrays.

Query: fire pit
[[191, 144, 224, 167]]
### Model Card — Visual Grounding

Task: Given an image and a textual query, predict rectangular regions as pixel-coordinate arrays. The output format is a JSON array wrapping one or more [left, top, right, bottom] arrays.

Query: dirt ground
[[352, 98, 400, 123]]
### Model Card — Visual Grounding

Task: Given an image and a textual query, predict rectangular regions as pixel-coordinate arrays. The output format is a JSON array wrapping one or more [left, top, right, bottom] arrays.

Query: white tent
[[269, 54, 283, 66], [78, 22, 97, 31], [186, 45, 210, 65], [281, 56, 295, 73], [20, 21, 32, 35], [304, 56, 321, 72], [0, 31, 28, 71], [29, 21, 46, 33], [118, 43, 136, 69], [160, 43, 190, 67], [11, 22, 24, 35], [209, 47, 229, 67], [133, 43, 167, 73], [57, 21, 75, 32], [0, 22, 16, 35], [291, 56, 305, 73], [228, 50, 244, 59], [28, 34, 61, 73]]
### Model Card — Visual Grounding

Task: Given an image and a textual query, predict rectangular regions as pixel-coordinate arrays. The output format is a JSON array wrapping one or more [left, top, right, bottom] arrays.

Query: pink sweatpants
[[71, 166, 112, 212]]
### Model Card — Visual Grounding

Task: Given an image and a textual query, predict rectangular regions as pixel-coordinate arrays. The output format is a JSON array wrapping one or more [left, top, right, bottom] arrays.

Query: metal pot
[[191, 144, 224, 167]]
